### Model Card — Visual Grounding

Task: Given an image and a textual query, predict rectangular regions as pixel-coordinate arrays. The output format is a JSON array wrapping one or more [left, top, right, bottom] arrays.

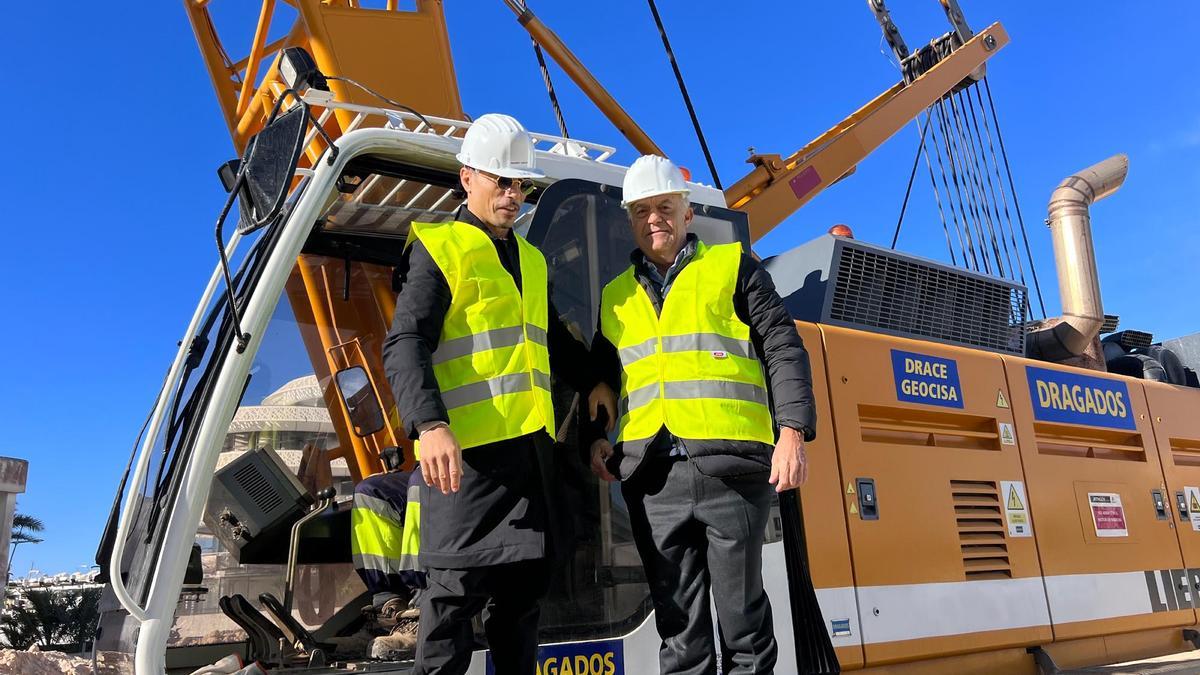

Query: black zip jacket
[[383, 209, 595, 439], [585, 239, 817, 480], [381, 208, 595, 568]]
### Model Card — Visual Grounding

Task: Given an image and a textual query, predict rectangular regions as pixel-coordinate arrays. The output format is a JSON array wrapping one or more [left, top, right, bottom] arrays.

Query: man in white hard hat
[[584, 155, 817, 674], [383, 113, 616, 674]]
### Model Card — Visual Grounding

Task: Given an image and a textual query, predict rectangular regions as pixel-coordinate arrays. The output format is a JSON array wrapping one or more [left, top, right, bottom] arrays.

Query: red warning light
[[829, 224, 854, 238], [679, 166, 692, 181]]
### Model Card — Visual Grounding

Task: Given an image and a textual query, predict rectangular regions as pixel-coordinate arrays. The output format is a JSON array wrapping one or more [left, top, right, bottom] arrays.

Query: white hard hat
[[621, 154, 691, 208], [456, 113, 544, 179]]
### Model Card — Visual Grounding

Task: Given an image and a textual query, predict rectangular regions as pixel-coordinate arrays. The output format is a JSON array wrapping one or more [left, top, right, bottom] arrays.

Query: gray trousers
[[622, 457, 778, 675]]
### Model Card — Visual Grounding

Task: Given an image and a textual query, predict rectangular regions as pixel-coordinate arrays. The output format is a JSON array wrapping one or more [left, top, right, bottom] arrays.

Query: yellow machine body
[[183, 2, 1200, 671]]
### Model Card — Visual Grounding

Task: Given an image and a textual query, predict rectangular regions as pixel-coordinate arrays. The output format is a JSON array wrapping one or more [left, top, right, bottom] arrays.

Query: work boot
[[367, 608, 420, 660], [361, 595, 409, 633]]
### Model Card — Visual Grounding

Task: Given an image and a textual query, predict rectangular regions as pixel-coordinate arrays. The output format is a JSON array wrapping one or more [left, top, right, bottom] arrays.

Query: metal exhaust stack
[[1027, 154, 1128, 362]]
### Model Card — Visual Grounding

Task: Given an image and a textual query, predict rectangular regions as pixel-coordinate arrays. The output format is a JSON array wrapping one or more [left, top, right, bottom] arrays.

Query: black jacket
[[586, 238, 817, 480], [381, 208, 594, 568]]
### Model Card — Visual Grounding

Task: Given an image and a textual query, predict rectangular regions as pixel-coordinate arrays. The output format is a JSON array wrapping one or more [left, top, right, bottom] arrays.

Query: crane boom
[[726, 24, 1009, 242]]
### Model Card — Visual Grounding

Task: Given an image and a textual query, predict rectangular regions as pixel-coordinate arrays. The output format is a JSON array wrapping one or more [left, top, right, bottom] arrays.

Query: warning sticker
[[996, 390, 1010, 408], [1186, 486, 1200, 533], [1089, 492, 1128, 537], [1001, 480, 1032, 537], [999, 423, 1016, 446]]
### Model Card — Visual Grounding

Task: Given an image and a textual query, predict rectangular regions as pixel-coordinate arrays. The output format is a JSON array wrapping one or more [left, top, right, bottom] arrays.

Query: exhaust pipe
[[1026, 154, 1128, 362]]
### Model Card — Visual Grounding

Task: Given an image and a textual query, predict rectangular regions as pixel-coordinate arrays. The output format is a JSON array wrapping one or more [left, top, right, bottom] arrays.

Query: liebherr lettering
[[1145, 569, 1200, 612]]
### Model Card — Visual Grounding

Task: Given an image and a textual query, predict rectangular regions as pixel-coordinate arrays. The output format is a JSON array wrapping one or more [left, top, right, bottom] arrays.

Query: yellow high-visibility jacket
[[599, 241, 774, 459], [407, 220, 555, 451]]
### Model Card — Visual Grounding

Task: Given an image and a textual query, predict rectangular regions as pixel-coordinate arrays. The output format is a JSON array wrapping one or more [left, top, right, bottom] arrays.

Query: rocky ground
[[0, 648, 133, 674]]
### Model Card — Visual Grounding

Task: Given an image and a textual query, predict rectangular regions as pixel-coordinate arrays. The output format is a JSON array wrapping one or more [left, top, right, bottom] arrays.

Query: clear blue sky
[[2, 2, 1197, 576]]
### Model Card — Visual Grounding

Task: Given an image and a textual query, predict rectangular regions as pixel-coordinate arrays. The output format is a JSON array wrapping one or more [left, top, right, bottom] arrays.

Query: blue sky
[[2, 2, 1197, 576]]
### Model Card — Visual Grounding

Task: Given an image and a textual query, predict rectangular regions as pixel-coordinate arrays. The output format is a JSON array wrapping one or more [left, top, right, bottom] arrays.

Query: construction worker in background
[[586, 155, 818, 674], [382, 112, 617, 675], [351, 466, 425, 657]]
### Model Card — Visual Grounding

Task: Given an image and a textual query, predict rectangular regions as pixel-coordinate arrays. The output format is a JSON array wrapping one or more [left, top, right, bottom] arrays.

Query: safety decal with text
[[1001, 480, 1032, 537], [1025, 366, 1135, 430], [487, 639, 623, 675], [1187, 486, 1200, 533], [1089, 492, 1128, 537], [891, 349, 963, 409]]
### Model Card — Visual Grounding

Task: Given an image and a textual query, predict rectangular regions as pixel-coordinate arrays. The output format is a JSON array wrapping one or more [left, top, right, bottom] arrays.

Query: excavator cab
[[95, 100, 756, 673]]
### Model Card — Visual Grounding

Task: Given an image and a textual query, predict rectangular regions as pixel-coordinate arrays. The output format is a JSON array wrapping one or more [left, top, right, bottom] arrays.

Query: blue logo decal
[[1025, 366, 1135, 430], [830, 618, 852, 637], [891, 349, 963, 408], [486, 639, 623, 675]]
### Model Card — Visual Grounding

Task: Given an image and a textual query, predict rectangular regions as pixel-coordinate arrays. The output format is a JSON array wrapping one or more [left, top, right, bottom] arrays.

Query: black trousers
[[623, 458, 778, 675], [413, 559, 550, 675]]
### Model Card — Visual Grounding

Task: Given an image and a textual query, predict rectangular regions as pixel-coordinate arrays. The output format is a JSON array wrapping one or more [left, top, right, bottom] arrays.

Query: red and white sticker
[[711, 350, 728, 359], [1089, 492, 1128, 537]]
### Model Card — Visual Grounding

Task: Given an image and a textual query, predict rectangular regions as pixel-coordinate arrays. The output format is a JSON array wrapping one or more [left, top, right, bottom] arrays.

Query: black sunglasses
[[474, 170, 537, 196]]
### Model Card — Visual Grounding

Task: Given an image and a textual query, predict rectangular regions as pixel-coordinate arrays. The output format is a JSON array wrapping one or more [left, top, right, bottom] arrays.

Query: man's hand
[[590, 439, 617, 482], [589, 382, 618, 432], [768, 427, 808, 492], [419, 425, 462, 494]]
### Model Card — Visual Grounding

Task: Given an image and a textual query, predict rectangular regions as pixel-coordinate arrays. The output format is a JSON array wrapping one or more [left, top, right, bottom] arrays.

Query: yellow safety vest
[[599, 241, 774, 448], [406, 221, 555, 451]]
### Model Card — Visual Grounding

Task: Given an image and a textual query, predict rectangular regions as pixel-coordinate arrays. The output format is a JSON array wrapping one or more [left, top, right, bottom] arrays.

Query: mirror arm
[[214, 172, 252, 353]]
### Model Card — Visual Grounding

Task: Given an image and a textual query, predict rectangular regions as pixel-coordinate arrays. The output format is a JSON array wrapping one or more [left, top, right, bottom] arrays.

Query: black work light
[[279, 47, 328, 93]]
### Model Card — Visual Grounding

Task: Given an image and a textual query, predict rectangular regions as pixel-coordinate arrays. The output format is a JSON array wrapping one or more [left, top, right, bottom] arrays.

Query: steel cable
[[948, 89, 1007, 277], [928, 104, 978, 270], [982, 77, 1047, 318], [942, 93, 1000, 276], [919, 112, 962, 266], [891, 113, 934, 249], [531, 40, 570, 138], [647, 0, 723, 189], [964, 84, 1022, 285], [933, 98, 986, 272]]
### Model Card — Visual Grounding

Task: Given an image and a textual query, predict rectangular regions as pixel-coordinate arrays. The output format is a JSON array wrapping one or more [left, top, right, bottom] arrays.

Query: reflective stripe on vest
[[599, 241, 774, 446], [407, 221, 555, 451]]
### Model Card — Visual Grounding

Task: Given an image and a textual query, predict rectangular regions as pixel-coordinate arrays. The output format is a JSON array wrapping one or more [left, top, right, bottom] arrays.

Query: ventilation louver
[[767, 235, 1029, 355], [951, 480, 1012, 580]]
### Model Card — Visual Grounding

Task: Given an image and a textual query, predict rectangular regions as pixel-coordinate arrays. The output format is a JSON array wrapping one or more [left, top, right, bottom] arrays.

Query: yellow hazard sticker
[[996, 390, 1010, 408], [999, 422, 1016, 446], [849, 502, 859, 515], [846, 482, 856, 495], [1187, 487, 1200, 532], [1007, 484, 1024, 511], [1000, 480, 1031, 538]]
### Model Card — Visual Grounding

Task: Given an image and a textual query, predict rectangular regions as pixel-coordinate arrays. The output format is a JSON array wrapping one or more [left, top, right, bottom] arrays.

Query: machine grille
[[233, 462, 284, 517], [830, 246, 1027, 354], [950, 480, 1012, 580]]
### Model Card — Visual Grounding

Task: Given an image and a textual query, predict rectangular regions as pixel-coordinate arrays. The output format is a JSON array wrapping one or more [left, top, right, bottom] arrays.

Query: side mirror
[[335, 366, 385, 437], [231, 102, 309, 234]]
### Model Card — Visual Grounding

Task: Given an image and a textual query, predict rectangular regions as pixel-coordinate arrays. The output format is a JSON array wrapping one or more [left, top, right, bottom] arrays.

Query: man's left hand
[[769, 426, 808, 492]]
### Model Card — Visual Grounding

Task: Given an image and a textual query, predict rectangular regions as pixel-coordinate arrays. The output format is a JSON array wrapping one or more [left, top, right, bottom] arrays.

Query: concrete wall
[[0, 458, 29, 583]]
